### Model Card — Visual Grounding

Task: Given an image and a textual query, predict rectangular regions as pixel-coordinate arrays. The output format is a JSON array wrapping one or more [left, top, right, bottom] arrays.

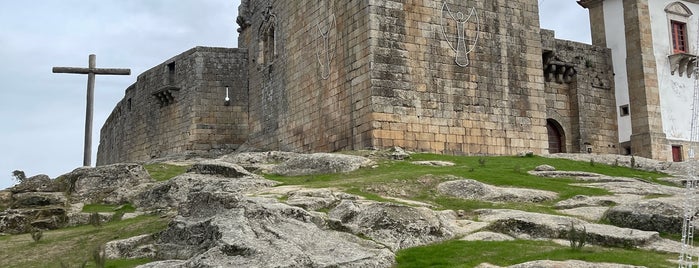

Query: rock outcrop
[[146, 191, 395, 267], [59, 163, 154, 205], [133, 160, 277, 211], [437, 179, 558, 203], [328, 200, 466, 251], [220, 151, 374, 176]]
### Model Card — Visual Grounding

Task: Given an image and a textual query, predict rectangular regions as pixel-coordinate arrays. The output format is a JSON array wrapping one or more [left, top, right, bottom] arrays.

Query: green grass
[[395, 240, 676, 268], [0, 215, 169, 268], [143, 163, 190, 181], [267, 154, 668, 213], [82, 203, 136, 213]]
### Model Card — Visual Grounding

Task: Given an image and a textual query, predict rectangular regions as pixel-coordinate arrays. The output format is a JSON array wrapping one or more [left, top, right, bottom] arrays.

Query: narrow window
[[619, 104, 630, 116], [672, 20, 688, 53], [127, 98, 132, 111], [167, 62, 176, 85]]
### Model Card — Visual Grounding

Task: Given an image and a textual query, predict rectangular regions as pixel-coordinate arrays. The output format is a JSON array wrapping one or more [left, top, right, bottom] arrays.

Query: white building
[[580, 0, 699, 161]]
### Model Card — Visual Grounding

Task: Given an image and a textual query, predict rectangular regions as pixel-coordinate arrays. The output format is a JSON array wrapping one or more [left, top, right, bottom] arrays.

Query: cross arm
[[52, 67, 131, 75]]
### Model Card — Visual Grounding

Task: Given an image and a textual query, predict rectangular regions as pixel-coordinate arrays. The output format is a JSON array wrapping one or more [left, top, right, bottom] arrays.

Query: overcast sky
[[0, 1, 590, 189]]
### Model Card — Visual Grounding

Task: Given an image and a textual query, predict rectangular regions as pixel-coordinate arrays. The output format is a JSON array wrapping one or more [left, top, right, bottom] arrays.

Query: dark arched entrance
[[546, 119, 565, 153]]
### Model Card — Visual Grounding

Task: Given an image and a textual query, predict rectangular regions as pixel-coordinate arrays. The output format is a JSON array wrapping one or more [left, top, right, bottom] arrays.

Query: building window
[[619, 104, 630, 116], [671, 21, 688, 53]]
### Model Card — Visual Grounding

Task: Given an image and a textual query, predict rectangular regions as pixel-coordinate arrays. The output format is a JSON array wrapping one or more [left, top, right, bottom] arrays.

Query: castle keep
[[97, 0, 619, 165]]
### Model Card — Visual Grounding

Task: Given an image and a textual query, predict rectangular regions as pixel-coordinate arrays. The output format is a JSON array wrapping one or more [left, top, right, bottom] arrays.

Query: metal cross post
[[53, 54, 130, 167]]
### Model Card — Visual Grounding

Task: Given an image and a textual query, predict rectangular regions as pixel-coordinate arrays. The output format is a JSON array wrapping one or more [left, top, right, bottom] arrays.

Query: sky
[[0, 0, 590, 189]]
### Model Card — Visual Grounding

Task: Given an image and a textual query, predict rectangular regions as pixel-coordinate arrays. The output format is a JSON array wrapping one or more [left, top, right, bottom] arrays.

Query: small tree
[[12, 170, 26, 183]]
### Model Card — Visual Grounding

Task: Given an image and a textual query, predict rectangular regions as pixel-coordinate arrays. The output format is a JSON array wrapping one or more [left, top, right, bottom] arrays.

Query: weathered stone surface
[[10, 174, 61, 193], [534, 164, 556, 171], [412, 160, 455, 166], [133, 172, 277, 211], [270, 153, 374, 176], [285, 188, 358, 211], [11, 192, 66, 208], [554, 194, 644, 209], [390, 147, 410, 160], [603, 197, 688, 234], [328, 200, 464, 251], [221, 151, 374, 176], [0, 207, 67, 234], [105, 234, 157, 259], [579, 181, 683, 196], [437, 179, 558, 203], [187, 160, 254, 178], [557, 206, 610, 221], [58, 164, 154, 205], [461, 231, 514, 242], [544, 153, 671, 173], [477, 209, 660, 248], [151, 191, 394, 267], [0, 190, 11, 209], [219, 151, 298, 173], [529, 170, 629, 182]]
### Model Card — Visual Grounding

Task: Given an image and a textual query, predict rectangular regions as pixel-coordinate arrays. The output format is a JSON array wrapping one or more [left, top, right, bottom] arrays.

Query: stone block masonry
[[239, 0, 567, 155], [97, 47, 248, 165], [97, 0, 621, 164]]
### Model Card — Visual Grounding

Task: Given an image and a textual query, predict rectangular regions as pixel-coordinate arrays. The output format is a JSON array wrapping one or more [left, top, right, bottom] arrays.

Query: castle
[[97, 0, 630, 165]]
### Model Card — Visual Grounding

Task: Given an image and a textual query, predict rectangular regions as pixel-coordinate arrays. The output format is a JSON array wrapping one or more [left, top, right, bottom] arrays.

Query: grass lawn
[[395, 240, 676, 268], [0, 215, 169, 268], [143, 163, 190, 181], [267, 153, 667, 213]]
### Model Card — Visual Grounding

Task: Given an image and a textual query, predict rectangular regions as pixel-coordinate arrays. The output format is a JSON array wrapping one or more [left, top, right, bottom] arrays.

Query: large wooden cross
[[53, 54, 131, 167]]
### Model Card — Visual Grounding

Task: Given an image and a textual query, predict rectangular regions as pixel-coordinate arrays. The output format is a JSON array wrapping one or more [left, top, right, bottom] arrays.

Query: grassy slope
[[267, 153, 676, 267], [0, 216, 169, 268], [1, 154, 674, 267]]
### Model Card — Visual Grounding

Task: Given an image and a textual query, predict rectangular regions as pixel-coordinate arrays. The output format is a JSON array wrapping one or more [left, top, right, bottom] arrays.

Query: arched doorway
[[546, 119, 565, 153]]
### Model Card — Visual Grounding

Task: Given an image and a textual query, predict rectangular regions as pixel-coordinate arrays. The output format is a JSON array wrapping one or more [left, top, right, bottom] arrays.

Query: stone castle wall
[[239, 0, 373, 152], [239, 0, 553, 155], [97, 47, 248, 165], [541, 30, 618, 155], [96, 0, 621, 164]]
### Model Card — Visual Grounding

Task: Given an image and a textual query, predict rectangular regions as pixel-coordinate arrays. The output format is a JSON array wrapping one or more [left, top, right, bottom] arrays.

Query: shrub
[[92, 245, 106, 268], [568, 222, 587, 250], [478, 157, 487, 167], [12, 170, 26, 183], [29, 227, 43, 243], [89, 212, 102, 228]]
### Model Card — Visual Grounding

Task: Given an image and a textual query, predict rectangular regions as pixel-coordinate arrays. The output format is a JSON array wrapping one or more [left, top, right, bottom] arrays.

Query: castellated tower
[[97, 0, 619, 165]]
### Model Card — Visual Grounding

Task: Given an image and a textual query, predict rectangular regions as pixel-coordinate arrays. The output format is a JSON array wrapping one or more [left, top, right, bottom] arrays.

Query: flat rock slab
[[438, 179, 557, 203], [460, 231, 514, 242], [328, 200, 466, 251], [476, 209, 660, 248], [555, 194, 644, 209], [576, 181, 683, 196], [221, 151, 375, 176], [528, 171, 632, 182], [411, 160, 455, 166], [557, 206, 610, 221], [603, 196, 695, 234]]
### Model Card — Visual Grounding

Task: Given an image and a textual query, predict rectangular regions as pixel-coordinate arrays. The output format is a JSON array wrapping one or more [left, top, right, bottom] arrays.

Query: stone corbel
[[543, 51, 577, 84], [668, 53, 697, 78], [152, 86, 180, 107]]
